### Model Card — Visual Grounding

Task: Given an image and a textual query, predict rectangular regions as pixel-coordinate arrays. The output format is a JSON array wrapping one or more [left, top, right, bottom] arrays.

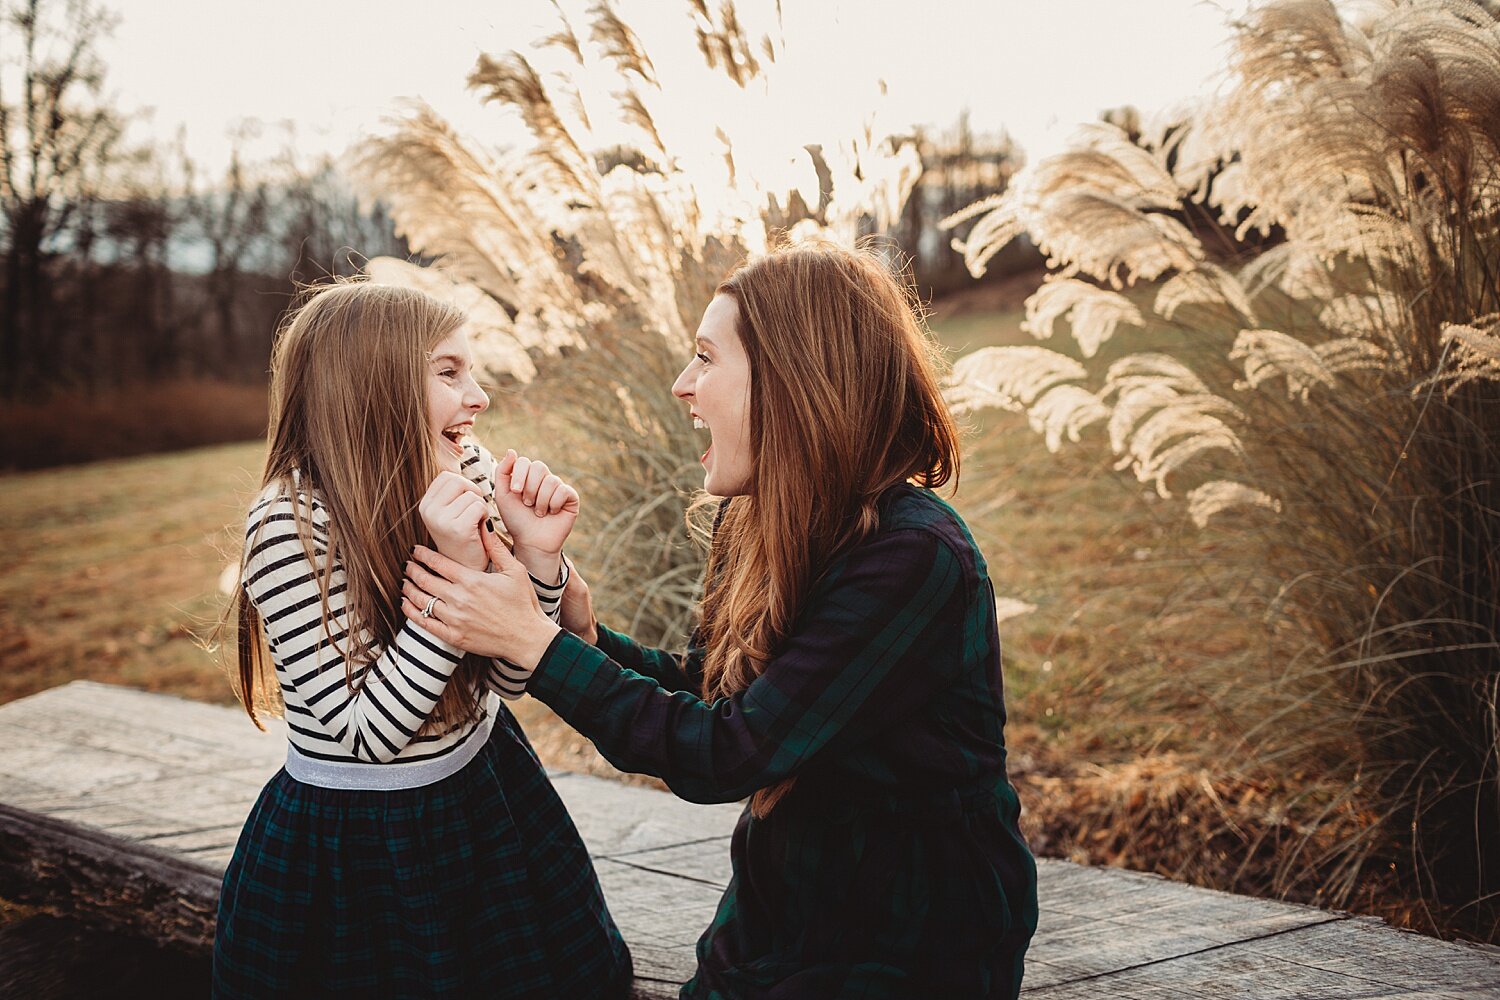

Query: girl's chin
[[436, 434, 466, 469]]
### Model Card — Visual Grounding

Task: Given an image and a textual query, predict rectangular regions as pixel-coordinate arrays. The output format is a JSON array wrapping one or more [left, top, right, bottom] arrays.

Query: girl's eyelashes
[[695, 352, 711, 365]]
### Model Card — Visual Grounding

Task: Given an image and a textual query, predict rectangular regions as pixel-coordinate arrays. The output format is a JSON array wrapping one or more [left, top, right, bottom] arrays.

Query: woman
[[403, 243, 1038, 998]]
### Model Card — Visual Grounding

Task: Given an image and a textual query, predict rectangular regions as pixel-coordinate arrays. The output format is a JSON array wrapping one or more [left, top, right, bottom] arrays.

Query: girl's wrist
[[511, 543, 564, 584], [579, 618, 600, 646], [435, 537, 487, 571]]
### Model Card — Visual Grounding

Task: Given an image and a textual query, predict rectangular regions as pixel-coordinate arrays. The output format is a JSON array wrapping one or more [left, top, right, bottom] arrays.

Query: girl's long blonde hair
[[232, 280, 486, 733], [699, 242, 961, 816]]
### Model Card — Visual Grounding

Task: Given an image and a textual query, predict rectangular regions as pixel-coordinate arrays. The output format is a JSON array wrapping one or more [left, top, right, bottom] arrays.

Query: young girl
[[404, 243, 1040, 999], [213, 281, 632, 998]]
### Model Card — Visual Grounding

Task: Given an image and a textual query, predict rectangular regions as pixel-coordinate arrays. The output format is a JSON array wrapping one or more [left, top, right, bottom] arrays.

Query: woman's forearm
[[525, 528, 967, 803]]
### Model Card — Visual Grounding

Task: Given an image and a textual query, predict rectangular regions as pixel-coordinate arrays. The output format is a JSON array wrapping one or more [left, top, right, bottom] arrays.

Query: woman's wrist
[[514, 615, 564, 672]]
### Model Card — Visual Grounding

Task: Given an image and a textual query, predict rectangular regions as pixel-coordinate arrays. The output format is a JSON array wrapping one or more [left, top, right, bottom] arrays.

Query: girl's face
[[673, 294, 753, 497], [426, 326, 490, 471]]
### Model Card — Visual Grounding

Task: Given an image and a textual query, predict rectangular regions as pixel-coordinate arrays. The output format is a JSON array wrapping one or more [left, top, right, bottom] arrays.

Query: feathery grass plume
[[946, 0, 1500, 939], [356, 0, 920, 645], [1156, 264, 1258, 325], [1188, 480, 1283, 528], [1023, 277, 1145, 358], [1433, 316, 1500, 391]]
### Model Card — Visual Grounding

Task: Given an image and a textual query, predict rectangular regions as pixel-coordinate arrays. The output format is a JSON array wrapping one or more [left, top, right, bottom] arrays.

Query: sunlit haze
[[100, 0, 1251, 176]]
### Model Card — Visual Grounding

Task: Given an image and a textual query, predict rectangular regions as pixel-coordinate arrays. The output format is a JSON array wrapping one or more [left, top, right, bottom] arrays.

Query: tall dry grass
[[944, 0, 1500, 937], [354, 0, 921, 644]]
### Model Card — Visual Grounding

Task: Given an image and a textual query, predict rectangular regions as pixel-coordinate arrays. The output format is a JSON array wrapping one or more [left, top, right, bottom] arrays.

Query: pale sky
[[96, 0, 1252, 176]]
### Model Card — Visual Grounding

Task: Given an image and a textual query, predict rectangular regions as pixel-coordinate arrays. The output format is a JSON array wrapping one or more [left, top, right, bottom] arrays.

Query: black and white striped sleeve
[[485, 554, 571, 700], [244, 495, 466, 762]]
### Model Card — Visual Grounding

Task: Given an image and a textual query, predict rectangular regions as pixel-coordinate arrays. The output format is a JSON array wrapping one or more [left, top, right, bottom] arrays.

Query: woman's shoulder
[[874, 484, 987, 579], [879, 483, 972, 541]]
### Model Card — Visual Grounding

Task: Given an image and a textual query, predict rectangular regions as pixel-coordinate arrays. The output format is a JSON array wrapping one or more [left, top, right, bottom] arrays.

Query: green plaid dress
[[211, 702, 632, 999], [528, 485, 1038, 999]]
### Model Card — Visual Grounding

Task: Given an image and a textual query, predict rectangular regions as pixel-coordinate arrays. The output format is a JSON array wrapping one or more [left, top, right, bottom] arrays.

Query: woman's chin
[[702, 470, 749, 498]]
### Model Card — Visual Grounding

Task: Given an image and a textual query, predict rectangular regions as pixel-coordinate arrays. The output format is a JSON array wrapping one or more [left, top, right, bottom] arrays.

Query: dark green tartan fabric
[[212, 704, 632, 999], [528, 485, 1039, 999]]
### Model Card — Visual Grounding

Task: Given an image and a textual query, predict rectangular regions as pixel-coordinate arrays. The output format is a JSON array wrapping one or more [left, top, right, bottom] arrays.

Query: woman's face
[[426, 325, 490, 472], [673, 294, 753, 497]]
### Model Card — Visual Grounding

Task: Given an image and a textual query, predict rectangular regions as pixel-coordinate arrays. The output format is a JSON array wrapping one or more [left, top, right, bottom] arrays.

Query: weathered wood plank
[[1031, 914, 1500, 998], [0, 681, 287, 752], [603, 836, 735, 887], [550, 770, 743, 856], [4, 680, 1500, 999], [0, 802, 221, 951], [1024, 858, 1340, 985], [595, 859, 725, 984]]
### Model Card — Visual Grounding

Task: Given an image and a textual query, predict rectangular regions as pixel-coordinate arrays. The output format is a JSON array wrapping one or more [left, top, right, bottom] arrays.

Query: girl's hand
[[419, 471, 490, 572], [494, 450, 578, 578]]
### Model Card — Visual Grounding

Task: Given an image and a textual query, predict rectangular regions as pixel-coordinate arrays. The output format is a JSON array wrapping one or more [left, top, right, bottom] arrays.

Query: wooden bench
[[2, 681, 1498, 998]]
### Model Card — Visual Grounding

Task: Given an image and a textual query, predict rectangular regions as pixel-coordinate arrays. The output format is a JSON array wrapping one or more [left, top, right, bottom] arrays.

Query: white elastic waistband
[[284, 712, 495, 790]]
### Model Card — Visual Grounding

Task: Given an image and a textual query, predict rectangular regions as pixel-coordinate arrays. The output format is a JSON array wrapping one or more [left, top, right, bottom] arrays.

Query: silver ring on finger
[[421, 596, 438, 619]]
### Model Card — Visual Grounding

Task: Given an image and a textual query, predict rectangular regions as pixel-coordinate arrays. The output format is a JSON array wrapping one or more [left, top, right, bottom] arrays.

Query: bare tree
[[0, 0, 124, 395], [182, 126, 273, 373], [274, 151, 408, 284]]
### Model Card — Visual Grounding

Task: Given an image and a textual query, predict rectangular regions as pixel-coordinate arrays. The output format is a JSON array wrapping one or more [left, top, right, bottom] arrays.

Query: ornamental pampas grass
[[946, 0, 1500, 937], [355, 0, 922, 645]]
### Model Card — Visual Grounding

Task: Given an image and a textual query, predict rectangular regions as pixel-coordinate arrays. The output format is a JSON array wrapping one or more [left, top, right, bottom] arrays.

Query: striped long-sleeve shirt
[[242, 441, 565, 766]]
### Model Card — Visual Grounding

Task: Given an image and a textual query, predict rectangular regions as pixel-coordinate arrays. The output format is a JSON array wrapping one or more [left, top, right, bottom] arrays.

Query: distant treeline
[[0, 0, 414, 400], [2, 153, 412, 395], [890, 116, 1037, 297], [0, 0, 1030, 407]]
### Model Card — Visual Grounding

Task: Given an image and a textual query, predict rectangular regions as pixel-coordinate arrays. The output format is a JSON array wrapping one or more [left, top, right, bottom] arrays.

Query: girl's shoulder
[[245, 478, 329, 541]]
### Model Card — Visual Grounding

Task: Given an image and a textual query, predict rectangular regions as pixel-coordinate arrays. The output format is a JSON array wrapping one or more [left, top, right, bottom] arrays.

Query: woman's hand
[[494, 450, 578, 583], [402, 524, 561, 667], [559, 555, 600, 645], [418, 471, 490, 571]]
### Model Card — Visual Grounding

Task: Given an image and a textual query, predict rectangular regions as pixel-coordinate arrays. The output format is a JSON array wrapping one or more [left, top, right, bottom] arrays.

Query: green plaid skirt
[[212, 706, 632, 999]]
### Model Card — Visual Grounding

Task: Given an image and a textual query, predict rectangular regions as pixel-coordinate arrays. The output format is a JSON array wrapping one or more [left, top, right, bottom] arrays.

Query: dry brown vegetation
[[945, 0, 1500, 939], [0, 380, 269, 472]]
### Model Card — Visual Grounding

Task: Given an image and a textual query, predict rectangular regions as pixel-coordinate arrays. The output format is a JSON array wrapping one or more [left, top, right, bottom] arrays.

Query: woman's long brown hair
[[232, 280, 487, 734], [698, 241, 961, 816]]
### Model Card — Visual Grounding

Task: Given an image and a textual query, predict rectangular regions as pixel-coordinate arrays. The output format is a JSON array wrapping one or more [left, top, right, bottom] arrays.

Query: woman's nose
[[671, 365, 694, 400]]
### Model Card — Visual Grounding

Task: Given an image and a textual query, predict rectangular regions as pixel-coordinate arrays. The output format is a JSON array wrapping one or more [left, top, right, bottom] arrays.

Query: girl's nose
[[466, 379, 490, 411]]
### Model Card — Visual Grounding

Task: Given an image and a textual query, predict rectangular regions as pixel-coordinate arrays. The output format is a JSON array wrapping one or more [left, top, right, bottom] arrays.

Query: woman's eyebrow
[[696, 336, 717, 350], [428, 353, 464, 366]]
